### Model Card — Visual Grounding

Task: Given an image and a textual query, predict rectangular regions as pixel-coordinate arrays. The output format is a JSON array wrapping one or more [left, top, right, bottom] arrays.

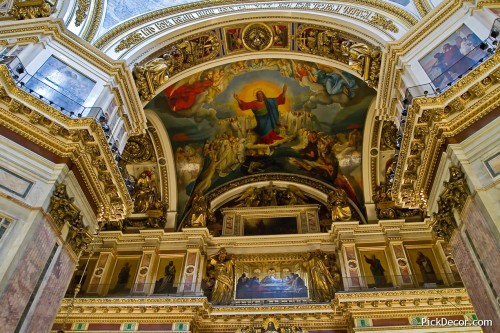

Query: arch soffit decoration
[[90, 1, 419, 57]]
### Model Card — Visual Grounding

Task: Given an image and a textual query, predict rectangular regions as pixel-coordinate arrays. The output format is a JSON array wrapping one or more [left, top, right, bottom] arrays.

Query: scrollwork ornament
[[368, 13, 399, 33], [75, 0, 90, 26], [115, 32, 145, 52]]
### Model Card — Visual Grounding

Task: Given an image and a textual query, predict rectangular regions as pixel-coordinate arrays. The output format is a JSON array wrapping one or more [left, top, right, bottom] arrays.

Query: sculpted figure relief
[[207, 248, 235, 305], [302, 250, 336, 301], [327, 188, 352, 221], [133, 170, 159, 213]]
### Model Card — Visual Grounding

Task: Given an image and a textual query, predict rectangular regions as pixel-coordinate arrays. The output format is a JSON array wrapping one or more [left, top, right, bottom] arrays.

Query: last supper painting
[[146, 58, 376, 224]]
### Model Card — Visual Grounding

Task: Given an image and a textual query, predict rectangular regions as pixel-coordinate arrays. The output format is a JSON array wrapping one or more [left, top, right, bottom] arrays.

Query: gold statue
[[189, 191, 209, 227], [133, 170, 159, 213], [208, 248, 235, 305], [327, 188, 352, 221], [302, 250, 336, 301]]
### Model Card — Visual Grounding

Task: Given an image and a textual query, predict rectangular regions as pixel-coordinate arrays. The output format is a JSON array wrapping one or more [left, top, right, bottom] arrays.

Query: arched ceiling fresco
[[145, 58, 376, 223]]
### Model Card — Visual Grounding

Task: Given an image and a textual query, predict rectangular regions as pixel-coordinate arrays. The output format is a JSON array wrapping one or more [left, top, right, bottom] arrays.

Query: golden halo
[[262, 317, 280, 329]]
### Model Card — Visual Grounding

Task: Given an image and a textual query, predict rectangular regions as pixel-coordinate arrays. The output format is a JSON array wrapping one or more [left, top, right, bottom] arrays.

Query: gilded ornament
[[9, 0, 55, 20], [121, 134, 155, 163], [75, 0, 90, 26], [381, 121, 397, 149], [432, 165, 469, 241], [48, 183, 93, 256], [368, 13, 399, 33], [242, 23, 273, 51], [115, 32, 145, 52], [133, 52, 175, 102], [49, 183, 83, 229], [326, 188, 352, 221]]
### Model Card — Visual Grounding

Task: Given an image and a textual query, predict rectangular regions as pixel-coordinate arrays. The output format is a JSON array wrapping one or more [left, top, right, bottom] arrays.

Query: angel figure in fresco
[[164, 70, 213, 112], [296, 63, 358, 108], [233, 84, 287, 144]]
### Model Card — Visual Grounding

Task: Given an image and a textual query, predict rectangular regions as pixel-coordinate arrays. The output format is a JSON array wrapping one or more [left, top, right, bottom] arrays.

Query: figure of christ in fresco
[[233, 84, 287, 144]]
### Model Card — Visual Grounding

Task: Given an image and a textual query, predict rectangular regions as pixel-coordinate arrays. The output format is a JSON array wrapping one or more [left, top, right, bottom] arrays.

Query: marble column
[[341, 240, 362, 290], [132, 247, 158, 295], [388, 241, 415, 287], [86, 249, 116, 296]]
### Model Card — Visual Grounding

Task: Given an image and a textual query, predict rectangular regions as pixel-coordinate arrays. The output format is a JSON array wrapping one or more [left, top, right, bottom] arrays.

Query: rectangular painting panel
[[407, 248, 442, 286], [153, 256, 184, 294], [243, 216, 298, 236], [359, 249, 393, 288], [109, 258, 139, 295], [235, 260, 308, 300], [419, 24, 486, 91]]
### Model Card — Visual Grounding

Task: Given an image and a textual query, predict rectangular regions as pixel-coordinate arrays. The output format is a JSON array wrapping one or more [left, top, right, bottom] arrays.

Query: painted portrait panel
[[419, 25, 486, 91], [153, 256, 184, 294], [146, 59, 375, 222], [407, 248, 442, 286], [359, 249, 393, 288], [109, 258, 140, 295], [234, 261, 308, 300], [243, 216, 298, 236]]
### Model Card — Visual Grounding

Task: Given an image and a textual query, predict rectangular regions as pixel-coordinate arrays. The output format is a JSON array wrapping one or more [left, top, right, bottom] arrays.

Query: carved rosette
[[9, 0, 55, 20], [242, 23, 273, 51], [121, 134, 155, 163], [432, 166, 469, 241]]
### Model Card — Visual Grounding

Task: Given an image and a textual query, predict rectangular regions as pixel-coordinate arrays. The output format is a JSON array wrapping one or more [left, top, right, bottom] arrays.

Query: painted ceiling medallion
[[242, 23, 274, 51]]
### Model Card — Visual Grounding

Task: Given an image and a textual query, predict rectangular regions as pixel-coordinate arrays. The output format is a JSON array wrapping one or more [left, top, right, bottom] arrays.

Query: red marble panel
[[138, 323, 173, 330], [372, 318, 409, 326], [23, 247, 76, 333], [452, 234, 500, 333], [0, 219, 56, 332], [87, 323, 122, 330], [461, 198, 500, 294]]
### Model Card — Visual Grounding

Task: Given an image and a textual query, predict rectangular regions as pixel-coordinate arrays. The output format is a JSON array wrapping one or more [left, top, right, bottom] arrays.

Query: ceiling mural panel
[[146, 58, 376, 221]]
